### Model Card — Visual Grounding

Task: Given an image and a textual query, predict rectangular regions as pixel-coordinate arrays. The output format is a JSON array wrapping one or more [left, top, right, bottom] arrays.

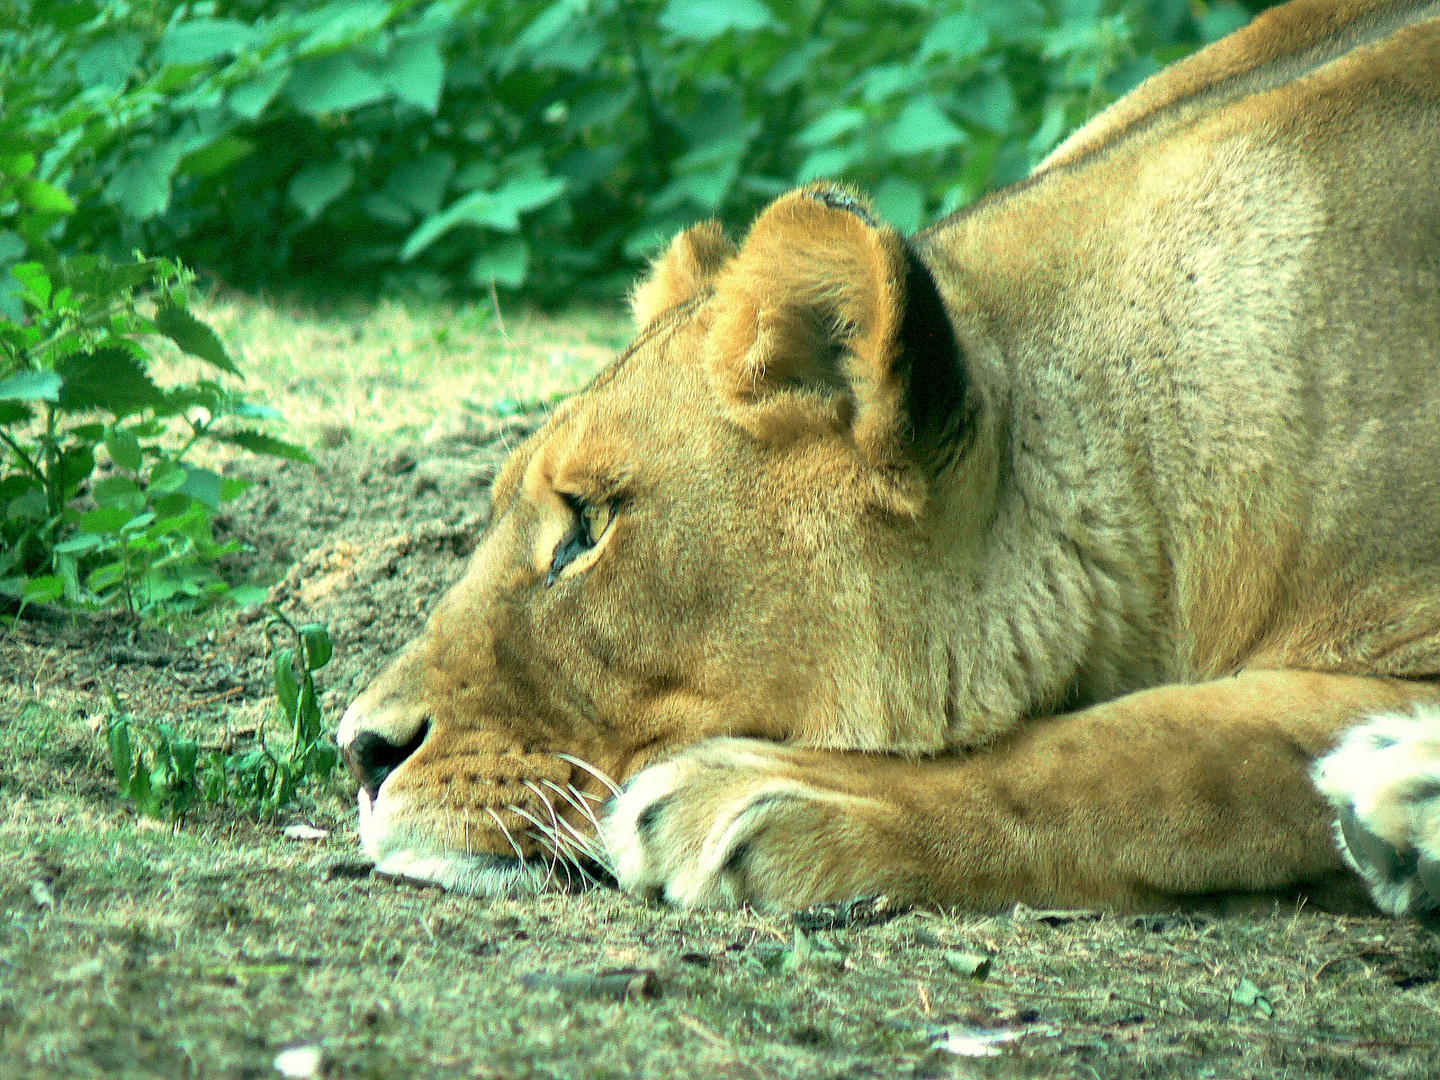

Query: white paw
[[1312, 709, 1440, 915], [600, 739, 887, 911]]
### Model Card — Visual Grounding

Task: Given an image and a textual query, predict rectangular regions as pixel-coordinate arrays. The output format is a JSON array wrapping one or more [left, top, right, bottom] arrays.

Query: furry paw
[[1312, 710, 1440, 915], [600, 739, 908, 911]]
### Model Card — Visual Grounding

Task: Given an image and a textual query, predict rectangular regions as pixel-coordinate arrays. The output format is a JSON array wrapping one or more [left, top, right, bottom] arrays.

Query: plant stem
[[0, 427, 45, 485], [42, 404, 59, 519], [617, 0, 673, 186]]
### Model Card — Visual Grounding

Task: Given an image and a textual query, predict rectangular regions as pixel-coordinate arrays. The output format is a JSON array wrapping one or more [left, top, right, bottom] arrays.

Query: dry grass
[[2, 293, 1438, 1079], [197, 295, 624, 445]]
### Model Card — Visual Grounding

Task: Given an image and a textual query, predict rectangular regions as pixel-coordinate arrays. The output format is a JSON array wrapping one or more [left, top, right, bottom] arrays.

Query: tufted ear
[[706, 183, 970, 478], [630, 220, 736, 327]]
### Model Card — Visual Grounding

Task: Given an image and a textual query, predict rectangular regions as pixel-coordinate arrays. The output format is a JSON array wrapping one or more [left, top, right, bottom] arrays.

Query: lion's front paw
[[1312, 709, 1440, 915], [600, 739, 908, 911]]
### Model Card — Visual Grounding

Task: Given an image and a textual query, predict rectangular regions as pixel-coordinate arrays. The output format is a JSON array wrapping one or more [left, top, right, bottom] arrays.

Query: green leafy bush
[[106, 613, 339, 820], [0, 253, 309, 613], [2, 0, 1278, 302]]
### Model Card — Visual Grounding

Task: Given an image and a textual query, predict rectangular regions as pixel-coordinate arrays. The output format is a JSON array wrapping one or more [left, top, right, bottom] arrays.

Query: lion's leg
[[602, 670, 1440, 913]]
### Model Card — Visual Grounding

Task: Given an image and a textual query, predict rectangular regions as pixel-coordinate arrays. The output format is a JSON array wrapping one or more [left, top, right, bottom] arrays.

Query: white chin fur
[[1311, 708, 1440, 916], [356, 787, 550, 896]]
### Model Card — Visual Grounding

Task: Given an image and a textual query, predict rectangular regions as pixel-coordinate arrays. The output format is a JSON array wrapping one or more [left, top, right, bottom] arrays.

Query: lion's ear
[[706, 184, 969, 475], [630, 221, 735, 327]]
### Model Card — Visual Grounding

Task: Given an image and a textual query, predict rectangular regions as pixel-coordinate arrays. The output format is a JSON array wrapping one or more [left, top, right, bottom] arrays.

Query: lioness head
[[337, 184, 992, 893]]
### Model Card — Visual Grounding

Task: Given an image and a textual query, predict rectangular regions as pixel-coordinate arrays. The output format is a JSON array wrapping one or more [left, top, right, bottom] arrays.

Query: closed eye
[[547, 494, 615, 585]]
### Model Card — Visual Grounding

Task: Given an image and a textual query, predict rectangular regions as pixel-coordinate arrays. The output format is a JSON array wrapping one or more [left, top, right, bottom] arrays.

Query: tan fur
[[628, 220, 734, 327], [339, 0, 1440, 911]]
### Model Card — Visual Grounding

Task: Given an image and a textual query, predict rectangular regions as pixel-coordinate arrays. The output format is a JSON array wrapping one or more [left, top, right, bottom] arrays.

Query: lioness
[[338, 0, 1440, 915]]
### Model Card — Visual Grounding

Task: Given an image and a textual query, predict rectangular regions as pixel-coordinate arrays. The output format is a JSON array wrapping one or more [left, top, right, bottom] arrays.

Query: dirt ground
[[3, 295, 1439, 1079]]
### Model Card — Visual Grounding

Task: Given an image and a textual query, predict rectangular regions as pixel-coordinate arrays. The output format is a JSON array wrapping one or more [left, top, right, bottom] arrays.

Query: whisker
[[529, 780, 612, 873], [484, 805, 528, 873], [507, 803, 564, 891], [555, 752, 623, 799], [511, 801, 600, 891], [544, 795, 613, 870], [556, 780, 612, 854], [542, 778, 613, 862]]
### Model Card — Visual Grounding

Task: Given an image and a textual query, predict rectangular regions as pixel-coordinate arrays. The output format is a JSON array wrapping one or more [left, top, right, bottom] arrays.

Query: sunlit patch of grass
[[183, 295, 631, 446]]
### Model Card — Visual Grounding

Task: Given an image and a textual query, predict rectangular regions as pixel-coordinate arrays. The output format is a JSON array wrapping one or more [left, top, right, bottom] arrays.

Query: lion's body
[[338, 0, 1440, 914]]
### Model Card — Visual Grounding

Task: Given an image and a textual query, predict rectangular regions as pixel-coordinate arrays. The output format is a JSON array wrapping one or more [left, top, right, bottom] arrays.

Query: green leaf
[[75, 33, 144, 89], [285, 53, 389, 116], [0, 229, 26, 263], [229, 65, 290, 120], [58, 444, 96, 498], [885, 98, 967, 155], [212, 429, 313, 463], [130, 765, 153, 813], [14, 178, 76, 215], [21, 575, 63, 605], [177, 467, 224, 509], [10, 263, 50, 308], [80, 506, 133, 535], [797, 108, 866, 149], [299, 623, 333, 670], [385, 153, 456, 217], [379, 34, 446, 114], [92, 476, 145, 512], [1199, 1, 1251, 43], [104, 426, 143, 471], [275, 648, 300, 717], [294, 0, 391, 52], [468, 237, 529, 289], [160, 19, 256, 65], [0, 400, 30, 424], [227, 584, 267, 606], [952, 74, 1019, 134], [104, 141, 185, 220], [288, 163, 355, 220], [796, 145, 864, 184], [920, 13, 990, 61], [659, 0, 780, 40], [873, 176, 926, 235], [56, 348, 165, 417], [54, 533, 103, 555], [109, 722, 133, 789], [148, 460, 188, 494], [152, 306, 240, 375], [178, 136, 256, 178], [516, 0, 588, 53], [220, 477, 251, 501], [402, 177, 566, 260], [0, 152, 37, 179], [0, 370, 61, 402]]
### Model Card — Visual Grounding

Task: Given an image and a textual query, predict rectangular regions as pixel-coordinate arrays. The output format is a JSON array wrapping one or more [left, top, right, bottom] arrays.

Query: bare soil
[[2, 296, 1438, 1079]]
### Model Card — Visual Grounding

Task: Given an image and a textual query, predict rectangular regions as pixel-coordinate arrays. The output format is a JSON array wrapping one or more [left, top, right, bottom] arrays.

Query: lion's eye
[[548, 495, 614, 586]]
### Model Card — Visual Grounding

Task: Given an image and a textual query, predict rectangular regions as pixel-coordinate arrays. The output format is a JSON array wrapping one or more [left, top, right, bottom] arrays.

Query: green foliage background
[[3, 0, 1280, 304]]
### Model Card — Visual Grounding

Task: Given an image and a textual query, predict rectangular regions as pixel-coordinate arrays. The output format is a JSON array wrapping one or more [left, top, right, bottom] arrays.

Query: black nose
[[344, 724, 429, 801]]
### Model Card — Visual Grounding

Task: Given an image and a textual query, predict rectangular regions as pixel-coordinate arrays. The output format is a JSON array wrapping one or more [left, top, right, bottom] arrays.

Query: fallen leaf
[[521, 968, 659, 1001], [931, 1023, 1061, 1057], [56, 956, 104, 983], [282, 824, 329, 841], [273, 1044, 323, 1079], [943, 950, 992, 979], [1231, 977, 1274, 1016], [783, 929, 846, 972]]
